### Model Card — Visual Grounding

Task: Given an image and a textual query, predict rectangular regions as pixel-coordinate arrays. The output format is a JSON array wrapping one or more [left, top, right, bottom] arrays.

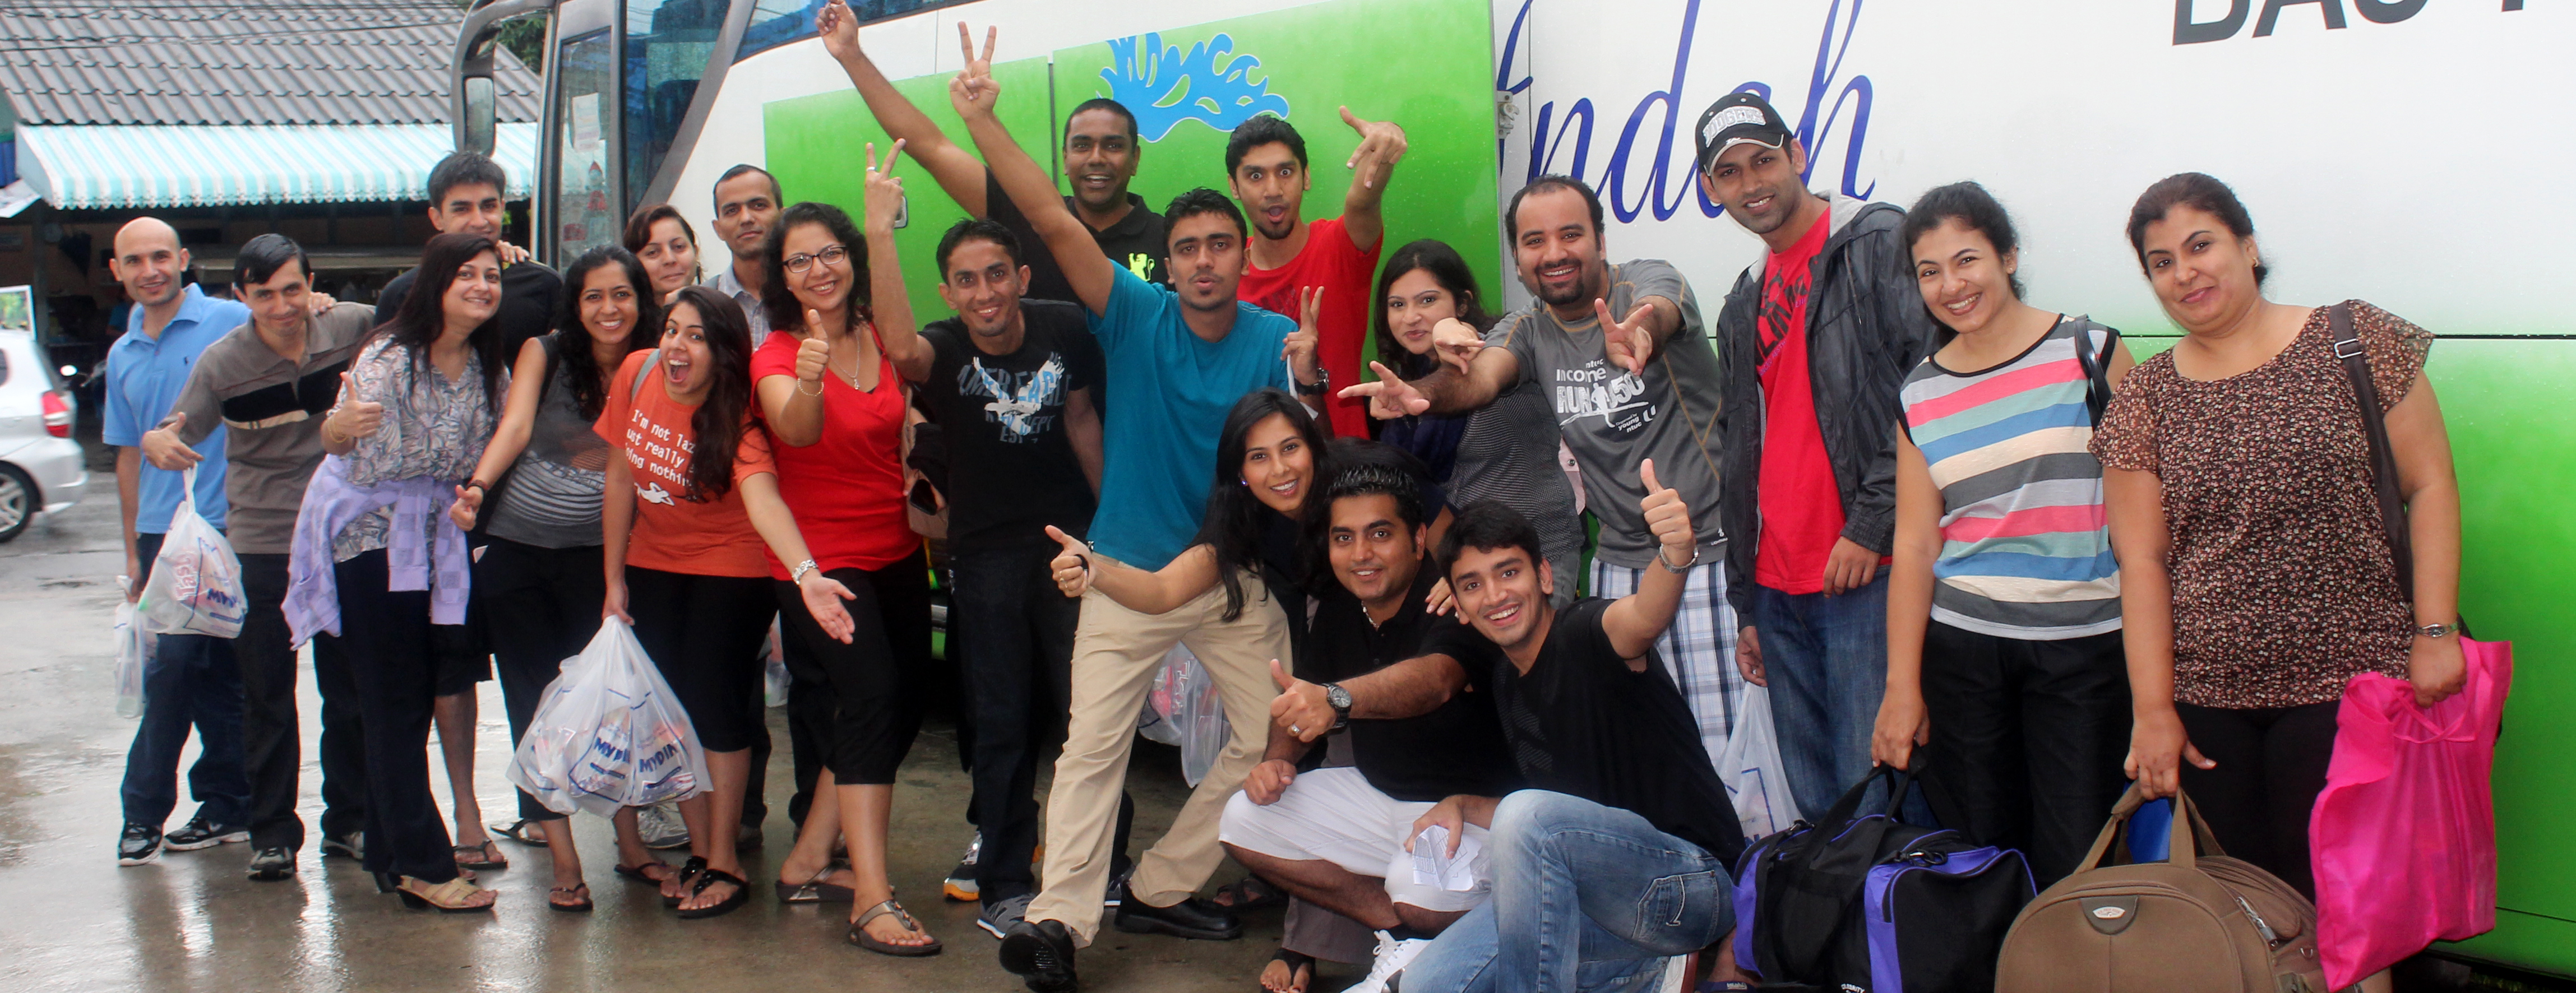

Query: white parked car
[[0, 327, 85, 541]]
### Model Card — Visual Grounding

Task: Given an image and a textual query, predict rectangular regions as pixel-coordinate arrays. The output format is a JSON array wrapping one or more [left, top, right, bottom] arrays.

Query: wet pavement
[[0, 496, 1318, 992]]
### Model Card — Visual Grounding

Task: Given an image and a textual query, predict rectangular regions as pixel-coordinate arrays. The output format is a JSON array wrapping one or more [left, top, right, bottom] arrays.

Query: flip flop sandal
[[777, 867, 855, 904], [453, 840, 509, 870], [614, 860, 672, 887], [548, 883, 594, 913], [1210, 875, 1288, 912], [1264, 947, 1317, 993], [676, 868, 750, 920], [491, 819, 547, 846], [395, 876, 496, 914], [848, 899, 944, 957], [662, 856, 707, 908]]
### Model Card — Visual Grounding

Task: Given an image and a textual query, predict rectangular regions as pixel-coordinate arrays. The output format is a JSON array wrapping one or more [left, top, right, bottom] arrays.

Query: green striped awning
[[15, 122, 538, 210]]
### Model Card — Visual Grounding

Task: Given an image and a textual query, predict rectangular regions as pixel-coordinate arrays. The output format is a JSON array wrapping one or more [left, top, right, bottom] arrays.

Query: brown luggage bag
[[1995, 784, 2331, 993]]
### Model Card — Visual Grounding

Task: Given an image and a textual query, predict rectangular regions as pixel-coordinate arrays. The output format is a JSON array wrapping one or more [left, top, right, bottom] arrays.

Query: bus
[[452, 0, 2575, 978]]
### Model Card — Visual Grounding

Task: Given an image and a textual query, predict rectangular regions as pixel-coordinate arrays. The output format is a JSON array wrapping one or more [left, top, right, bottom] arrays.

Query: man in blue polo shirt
[[103, 217, 251, 867]]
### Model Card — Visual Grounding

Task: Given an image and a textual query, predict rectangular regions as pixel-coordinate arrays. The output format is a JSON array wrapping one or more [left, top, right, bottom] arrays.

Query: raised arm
[[816, 0, 986, 214], [950, 25, 1114, 315], [863, 141, 934, 382], [448, 337, 550, 529], [1335, 106, 1407, 253], [1602, 460, 1693, 663], [1044, 526, 1221, 614]]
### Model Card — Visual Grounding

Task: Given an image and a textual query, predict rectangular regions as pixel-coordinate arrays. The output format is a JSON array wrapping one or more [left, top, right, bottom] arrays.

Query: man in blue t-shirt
[[951, 39, 1321, 992], [101, 217, 252, 868]]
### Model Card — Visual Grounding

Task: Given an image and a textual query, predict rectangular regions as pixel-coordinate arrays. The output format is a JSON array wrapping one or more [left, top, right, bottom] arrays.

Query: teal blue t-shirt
[[1088, 266, 1296, 569]]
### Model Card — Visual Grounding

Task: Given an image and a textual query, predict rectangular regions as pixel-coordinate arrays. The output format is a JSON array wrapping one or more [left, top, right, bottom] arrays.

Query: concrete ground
[[0, 496, 1335, 993]]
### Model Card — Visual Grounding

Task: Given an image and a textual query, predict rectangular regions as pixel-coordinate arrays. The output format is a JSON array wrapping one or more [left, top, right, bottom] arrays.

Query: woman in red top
[[751, 151, 944, 955], [596, 286, 861, 920]]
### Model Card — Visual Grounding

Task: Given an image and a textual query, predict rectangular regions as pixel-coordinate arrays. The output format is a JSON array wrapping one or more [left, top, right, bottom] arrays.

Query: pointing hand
[[1044, 525, 1092, 597], [1336, 360, 1430, 420]]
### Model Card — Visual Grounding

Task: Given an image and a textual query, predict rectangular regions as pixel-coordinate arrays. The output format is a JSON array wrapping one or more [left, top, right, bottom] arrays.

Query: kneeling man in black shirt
[[1277, 461, 1746, 991], [1222, 460, 1517, 992]]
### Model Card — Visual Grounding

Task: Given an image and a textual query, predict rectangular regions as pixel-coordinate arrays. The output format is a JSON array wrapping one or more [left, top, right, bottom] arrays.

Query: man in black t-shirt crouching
[[1220, 461, 1518, 992], [1275, 461, 1749, 991]]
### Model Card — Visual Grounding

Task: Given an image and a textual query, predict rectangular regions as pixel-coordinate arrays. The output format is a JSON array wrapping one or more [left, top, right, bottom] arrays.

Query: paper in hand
[[1409, 824, 1482, 893]]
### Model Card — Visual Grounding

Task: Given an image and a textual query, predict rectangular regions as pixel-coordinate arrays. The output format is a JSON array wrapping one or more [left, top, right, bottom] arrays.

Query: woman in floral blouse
[[2092, 173, 2464, 899], [316, 231, 506, 912]]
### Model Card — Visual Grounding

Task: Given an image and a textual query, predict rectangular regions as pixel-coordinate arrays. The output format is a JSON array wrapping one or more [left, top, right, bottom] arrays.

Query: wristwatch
[[1296, 367, 1331, 396], [1323, 683, 1353, 730], [2418, 621, 2459, 639]]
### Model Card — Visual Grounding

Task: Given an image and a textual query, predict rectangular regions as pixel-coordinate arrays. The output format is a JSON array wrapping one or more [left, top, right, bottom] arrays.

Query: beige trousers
[[1026, 558, 1292, 945]]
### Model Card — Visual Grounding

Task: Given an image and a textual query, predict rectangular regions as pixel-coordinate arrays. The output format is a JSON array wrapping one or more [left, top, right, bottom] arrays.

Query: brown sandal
[[549, 883, 594, 913], [848, 899, 943, 957], [453, 839, 508, 870]]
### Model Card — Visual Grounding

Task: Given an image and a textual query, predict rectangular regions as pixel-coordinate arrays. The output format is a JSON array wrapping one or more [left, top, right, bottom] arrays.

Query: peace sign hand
[[1281, 285, 1324, 386], [948, 23, 1000, 120], [1597, 298, 1658, 377], [1340, 107, 1408, 191], [863, 140, 907, 234], [1337, 360, 1430, 420]]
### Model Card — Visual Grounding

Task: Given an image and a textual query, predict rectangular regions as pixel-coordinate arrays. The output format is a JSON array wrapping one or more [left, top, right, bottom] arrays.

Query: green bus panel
[[762, 0, 1501, 352], [2130, 333, 2576, 975]]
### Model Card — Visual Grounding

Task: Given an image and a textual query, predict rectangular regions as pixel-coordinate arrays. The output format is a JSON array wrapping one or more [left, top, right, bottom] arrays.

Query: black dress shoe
[[998, 918, 1078, 992], [1113, 894, 1242, 940]]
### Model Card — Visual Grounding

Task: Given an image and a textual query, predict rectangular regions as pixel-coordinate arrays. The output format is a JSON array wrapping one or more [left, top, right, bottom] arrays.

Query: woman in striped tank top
[[1870, 182, 2138, 884]]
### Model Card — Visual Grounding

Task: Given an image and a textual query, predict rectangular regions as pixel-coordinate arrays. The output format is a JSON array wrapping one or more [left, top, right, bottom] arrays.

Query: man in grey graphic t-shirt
[[1340, 173, 1742, 774]]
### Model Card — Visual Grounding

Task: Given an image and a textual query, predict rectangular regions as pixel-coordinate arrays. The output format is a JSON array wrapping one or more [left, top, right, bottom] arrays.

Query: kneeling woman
[[598, 286, 854, 918]]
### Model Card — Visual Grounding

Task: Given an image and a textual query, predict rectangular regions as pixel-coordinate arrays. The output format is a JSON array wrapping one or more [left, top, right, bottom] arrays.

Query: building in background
[[0, 0, 542, 390]]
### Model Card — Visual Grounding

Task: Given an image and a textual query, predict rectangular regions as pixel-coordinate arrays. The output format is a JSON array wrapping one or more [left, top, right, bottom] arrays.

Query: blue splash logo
[[1100, 32, 1292, 142]]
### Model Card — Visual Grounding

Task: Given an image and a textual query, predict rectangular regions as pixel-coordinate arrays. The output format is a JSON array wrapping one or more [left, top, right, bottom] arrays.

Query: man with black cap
[[1697, 91, 1939, 821]]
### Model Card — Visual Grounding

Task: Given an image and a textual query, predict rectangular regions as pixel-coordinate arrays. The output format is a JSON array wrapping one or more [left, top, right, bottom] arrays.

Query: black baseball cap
[[1694, 92, 1793, 173]]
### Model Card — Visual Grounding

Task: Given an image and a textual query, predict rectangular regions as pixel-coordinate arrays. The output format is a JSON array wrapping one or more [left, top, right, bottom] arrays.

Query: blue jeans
[[1752, 574, 1891, 821], [119, 531, 250, 829], [1402, 791, 1734, 993]]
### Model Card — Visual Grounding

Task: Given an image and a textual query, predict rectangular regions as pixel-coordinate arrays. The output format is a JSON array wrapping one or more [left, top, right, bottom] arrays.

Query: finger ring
[[1290, 725, 1303, 736], [867, 166, 878, 172]]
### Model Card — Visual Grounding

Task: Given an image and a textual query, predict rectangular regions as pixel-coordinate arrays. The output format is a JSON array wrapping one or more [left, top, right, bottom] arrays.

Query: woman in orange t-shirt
[[748, 178, 944, 955], [595, 286, 861, 920]]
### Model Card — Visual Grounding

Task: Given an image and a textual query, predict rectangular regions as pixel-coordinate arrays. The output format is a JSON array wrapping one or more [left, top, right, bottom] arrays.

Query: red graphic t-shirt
[[748, 332, 916, 577], [1238, 216, 1382, 438], [1754, 214, 1844, 595], [595, 349, 778, 579]]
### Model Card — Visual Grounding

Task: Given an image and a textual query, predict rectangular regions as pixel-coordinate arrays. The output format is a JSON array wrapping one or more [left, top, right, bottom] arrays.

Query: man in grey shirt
[[1340, 174, 1741, 770], [142, 235, 378, 881]]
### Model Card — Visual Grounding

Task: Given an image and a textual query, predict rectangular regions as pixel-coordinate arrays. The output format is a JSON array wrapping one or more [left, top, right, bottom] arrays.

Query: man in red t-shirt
[[1228, 111, 1406, 438], [1700, 92, 1939, 821]]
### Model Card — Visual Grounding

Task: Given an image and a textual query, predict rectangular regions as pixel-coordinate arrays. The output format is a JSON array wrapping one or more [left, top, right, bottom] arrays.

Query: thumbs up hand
[[796, 313, 832, 387], [1044, 525, 1092, 597], [329, 371, 385, 441], [1639, 458, 1695, 566], [1268, 658, 1336, 743]]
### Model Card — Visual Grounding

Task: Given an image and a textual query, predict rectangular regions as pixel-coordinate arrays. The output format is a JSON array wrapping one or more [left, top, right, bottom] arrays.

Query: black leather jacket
[[1714, 195, 1938, 615]]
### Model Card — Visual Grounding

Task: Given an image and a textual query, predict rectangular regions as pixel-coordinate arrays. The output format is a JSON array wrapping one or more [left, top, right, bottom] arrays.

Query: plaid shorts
[[1590, 556, 1742, 767]]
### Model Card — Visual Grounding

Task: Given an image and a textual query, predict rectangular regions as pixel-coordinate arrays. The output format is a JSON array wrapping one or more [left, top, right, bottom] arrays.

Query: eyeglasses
[[783, 244, 850, 274]]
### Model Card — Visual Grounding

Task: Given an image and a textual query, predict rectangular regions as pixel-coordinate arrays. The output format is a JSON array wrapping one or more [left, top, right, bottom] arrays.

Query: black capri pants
[[774, 548, 935, 786], [2175, 700, 2340, 900], [625, 565, 774, 754], [475, 536, 605, 822]]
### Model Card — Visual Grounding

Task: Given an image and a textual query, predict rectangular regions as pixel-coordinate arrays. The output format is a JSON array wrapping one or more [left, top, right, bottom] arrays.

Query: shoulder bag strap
[[629, 348, 662, 402], [2328, 303, 2415, 596], [2071, 320, 2117, 427]]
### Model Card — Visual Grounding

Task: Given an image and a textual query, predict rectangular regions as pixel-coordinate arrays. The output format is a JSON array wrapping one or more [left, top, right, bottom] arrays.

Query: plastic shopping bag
[[2311, 637, 2512, 989], [110, 591, 153, 718], [1132, 643, 1230, 787], [138, 467, 247, 638], [507, 619, 710, 818], [1715, 683, 1801, 837]]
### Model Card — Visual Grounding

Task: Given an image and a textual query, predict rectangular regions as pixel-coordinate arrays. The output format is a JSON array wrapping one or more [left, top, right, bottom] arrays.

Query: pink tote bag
[[2310, 637, 2512, 990]]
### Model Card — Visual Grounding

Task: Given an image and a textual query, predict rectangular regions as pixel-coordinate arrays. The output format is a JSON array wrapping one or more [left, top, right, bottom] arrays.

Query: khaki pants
[[1026, 558, 1292, 944]]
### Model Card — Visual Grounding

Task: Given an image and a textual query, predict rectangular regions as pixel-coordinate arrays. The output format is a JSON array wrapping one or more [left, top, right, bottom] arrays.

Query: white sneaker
[[638, 801, 691, 850], [1348, 930, 1432, 993]]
